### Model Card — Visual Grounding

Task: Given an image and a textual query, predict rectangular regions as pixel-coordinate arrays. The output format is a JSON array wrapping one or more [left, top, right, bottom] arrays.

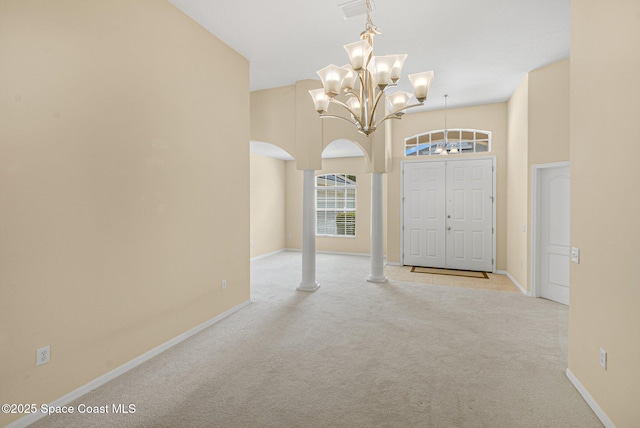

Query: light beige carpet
[[29, 252, 602, 428]]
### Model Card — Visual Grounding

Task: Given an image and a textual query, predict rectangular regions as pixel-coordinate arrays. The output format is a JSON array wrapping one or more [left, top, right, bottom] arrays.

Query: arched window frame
[[404, 128, 492, 157]]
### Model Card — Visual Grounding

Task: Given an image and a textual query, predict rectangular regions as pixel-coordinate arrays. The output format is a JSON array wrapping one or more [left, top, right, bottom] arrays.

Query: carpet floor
[[29, 252, 602, 427]]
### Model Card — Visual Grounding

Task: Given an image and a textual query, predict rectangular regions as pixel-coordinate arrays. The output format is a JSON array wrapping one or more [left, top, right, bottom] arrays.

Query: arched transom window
[[405, 129, 491, 157]]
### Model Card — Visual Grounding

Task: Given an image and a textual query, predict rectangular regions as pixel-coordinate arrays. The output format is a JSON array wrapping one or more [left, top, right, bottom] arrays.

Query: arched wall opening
[[249, 141, 293, 259], [294, 139, 373, 255]]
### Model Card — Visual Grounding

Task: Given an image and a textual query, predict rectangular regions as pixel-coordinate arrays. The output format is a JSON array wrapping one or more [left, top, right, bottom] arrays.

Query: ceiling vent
[[338, 0, 375, 20]]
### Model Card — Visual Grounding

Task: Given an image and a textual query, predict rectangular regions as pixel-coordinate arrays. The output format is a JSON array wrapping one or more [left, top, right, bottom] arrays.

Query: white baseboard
[[496, 270, 531, 296], [6, 299, 251, 428], [284, 248, 372, 258], [318, 250, 370, 257], [565, 368, 615, 428], [386, 261, 401, 266], [250, 248, 285, 261]]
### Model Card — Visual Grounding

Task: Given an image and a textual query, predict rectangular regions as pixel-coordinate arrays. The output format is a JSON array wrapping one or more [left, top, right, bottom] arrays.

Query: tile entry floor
[[385, 265, 520, 293]]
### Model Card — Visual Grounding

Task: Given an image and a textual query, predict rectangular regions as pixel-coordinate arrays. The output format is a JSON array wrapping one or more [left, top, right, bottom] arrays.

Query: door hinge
[[492, 166, 494, 172], [492, 259, 494, 265], [492, 227, 494, 234], [490, 196, 494, 202]]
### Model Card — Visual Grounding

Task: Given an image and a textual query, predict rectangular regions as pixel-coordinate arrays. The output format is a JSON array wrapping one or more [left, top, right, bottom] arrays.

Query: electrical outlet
[[36, 345, 50, 366], [599, 348, 607, 369], [222, 279, 227, 290]]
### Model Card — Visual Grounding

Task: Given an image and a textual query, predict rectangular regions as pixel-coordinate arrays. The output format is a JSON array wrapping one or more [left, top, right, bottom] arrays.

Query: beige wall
[[506, 59, 570, 291], [250, 86, 296, 157], [387, 103, 508, 269], [569, 1, 640, 426], [506, 76, 530, 287], [0, 1, 250, 425], [527, 59, 570, 291], [295, 80, 324, 170], [251, 82, 375, 171], [528, 59, 570, 166], [250, 153, 286, 258], [286, 157, 372, 254]]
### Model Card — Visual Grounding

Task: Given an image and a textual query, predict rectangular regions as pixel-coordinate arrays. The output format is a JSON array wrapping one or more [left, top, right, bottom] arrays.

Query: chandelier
[[309, 0, 435, 136]]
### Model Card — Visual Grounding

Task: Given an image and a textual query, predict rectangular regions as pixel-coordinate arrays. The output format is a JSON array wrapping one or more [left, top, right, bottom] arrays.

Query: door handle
[[447, 227, 451, 231]]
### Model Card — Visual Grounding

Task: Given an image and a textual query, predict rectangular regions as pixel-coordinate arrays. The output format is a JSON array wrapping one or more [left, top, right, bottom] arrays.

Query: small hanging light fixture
[[436, 94, 450, 155], [446, 95, 459, 154]]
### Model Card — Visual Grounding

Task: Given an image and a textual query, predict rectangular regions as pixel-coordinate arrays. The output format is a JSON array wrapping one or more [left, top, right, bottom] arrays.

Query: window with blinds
[[316, 173, 356, 237]]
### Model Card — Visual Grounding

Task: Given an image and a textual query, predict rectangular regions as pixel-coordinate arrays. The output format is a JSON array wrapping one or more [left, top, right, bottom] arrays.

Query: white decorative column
[[298, 169, 320, 292], [368, 171, 387, 283]]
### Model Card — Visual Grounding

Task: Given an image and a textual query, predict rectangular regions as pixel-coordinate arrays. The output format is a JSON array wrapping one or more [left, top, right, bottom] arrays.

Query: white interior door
[[402, 161, 446, 268], [538, 166, 570, 305], [445, 159, 494, 271], [403, 159, 493, 271]]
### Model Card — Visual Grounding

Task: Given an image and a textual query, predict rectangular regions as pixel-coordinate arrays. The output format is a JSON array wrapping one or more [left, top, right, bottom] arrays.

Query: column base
[[367, 275, 387, 283], [297, 282, 321, 292]]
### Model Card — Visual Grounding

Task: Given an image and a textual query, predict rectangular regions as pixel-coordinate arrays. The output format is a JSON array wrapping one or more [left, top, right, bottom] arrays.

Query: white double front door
[[403, 158, 494, 272]]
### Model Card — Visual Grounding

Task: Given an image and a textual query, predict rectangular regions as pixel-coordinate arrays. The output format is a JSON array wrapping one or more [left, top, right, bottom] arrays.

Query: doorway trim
[[400, 156, 497, 272], [530, 161, 570, 298]]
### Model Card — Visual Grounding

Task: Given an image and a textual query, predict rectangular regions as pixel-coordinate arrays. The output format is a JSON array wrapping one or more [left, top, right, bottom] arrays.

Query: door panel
[[403, 161, 446, 268], [539, 167, 570, 305], [472, 231, 484, 260], [445, 159, 493, 271]]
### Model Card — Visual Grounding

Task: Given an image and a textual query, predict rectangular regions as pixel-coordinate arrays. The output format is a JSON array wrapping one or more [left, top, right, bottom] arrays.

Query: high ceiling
[[167, 0, 570, 112]]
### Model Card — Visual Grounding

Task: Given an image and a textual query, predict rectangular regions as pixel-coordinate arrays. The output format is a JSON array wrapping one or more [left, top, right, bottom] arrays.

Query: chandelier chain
[[365, 0, 378, 33]]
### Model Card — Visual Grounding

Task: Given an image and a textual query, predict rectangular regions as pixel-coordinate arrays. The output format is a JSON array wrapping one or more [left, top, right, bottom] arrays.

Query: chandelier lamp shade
[[309, 0, 435, 136]]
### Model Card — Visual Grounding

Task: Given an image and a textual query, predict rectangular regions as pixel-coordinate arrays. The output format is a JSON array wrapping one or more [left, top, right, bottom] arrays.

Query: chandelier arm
[[330, 98, 356, 115], [389, 103, 424, 116], [343, 89, 366, 128], [356, 71, 366, 92], [329, 98, 364, 128], [318, 113, 361, 128], [402, 102, 426, 110], [377, 115, 402, 125], [378, 103, 425, 124], [367, 89, 385, 129]]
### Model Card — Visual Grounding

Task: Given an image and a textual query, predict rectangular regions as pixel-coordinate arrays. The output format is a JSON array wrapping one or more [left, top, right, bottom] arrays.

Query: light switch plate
[[571, 247, 580, 264]]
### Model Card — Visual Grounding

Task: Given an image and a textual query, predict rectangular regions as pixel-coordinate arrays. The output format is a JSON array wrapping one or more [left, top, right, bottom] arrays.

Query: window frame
[[404, 128, 492, 157], [315, 173, 357, 238]]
